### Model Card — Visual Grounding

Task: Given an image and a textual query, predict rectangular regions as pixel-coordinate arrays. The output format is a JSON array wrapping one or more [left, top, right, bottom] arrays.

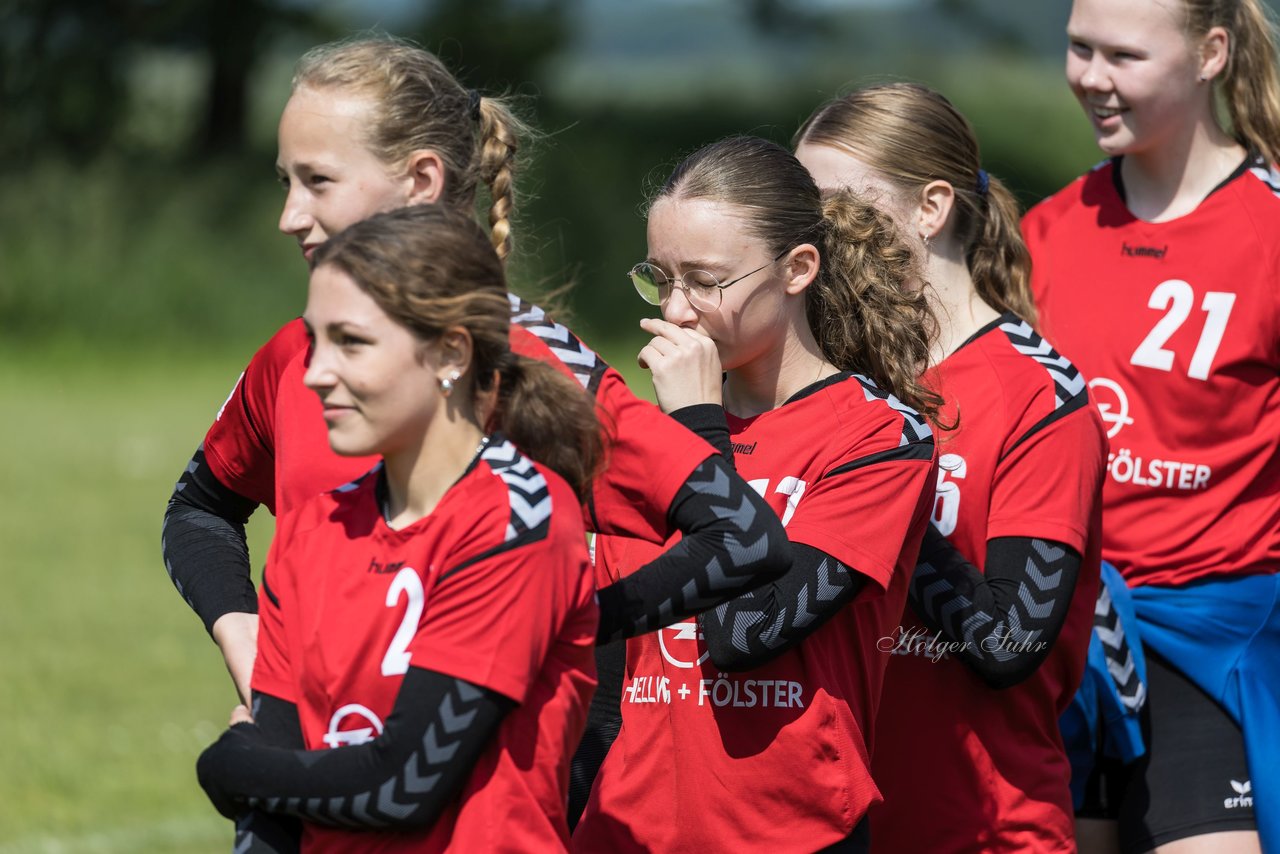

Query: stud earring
[[439, 371, 461, 396]]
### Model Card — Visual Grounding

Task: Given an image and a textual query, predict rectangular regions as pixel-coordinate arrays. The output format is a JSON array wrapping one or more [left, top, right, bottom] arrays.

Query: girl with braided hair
[[161, 35, 790, 849]]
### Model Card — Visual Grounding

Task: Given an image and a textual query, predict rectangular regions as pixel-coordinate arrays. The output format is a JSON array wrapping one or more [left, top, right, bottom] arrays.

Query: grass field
[[0, 335, 652, 853], [0, 348, 280, 853]]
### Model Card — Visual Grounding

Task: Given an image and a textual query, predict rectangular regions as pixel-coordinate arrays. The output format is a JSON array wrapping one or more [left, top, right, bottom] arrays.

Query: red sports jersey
[[203, 293, 714, 532], [869, 315, 1106, 854], [572, 374, 937, 853], [1023, 157, 1280, 588], [251, 437, 597, 852]]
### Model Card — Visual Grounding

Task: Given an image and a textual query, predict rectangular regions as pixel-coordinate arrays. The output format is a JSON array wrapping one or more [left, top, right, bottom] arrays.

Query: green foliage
[[522, 57, 1102, 341], [0, 156, 302, 355], [0, 55, 1101, 355]]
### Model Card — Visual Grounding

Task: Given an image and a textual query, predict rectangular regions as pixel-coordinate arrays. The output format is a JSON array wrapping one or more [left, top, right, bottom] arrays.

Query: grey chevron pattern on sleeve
[[699, 545, 866, 671], [595, 455, 789, 643], [1093, 585, 1147, 712], [244, 681, 488, 829], [909, 532, 1081, 689]]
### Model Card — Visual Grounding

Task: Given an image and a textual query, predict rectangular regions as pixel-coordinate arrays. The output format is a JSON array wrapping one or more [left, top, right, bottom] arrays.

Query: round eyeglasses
[[628, 247, 789, 311]]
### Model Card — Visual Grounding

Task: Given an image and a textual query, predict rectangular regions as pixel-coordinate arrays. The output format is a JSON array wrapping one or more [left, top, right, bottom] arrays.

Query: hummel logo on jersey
[[1224, 779, 1253, 810], [367, 558, 405, 575], [730, 441, 757, 456], [1121, 242, 1168, 259]]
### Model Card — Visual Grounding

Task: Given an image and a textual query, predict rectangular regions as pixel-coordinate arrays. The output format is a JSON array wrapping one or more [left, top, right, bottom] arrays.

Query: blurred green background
[[0, 0, 1244, 850]]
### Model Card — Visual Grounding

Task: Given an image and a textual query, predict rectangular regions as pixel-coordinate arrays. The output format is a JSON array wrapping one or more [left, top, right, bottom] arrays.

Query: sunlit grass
[[0, 349, 274, 852]]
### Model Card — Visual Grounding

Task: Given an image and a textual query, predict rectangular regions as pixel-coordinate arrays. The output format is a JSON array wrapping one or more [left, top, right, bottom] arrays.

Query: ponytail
[[969, 175, 1036, 324], [314, 205, 603, 497], [489, 355, 604, 501], [655, 135, 942, 425], [292, 36, 533, 263], [1216, 0, 1280, 165], [797, 83, 1035, 327], [814, 190, 943, 424]]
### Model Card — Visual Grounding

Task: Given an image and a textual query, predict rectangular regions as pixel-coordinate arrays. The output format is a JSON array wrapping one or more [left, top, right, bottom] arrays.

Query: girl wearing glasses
[[795, 83, 1107, 854], [160, 35, 789, 798], [572, 136, 939, 853], [1023, 0, 1280, 851], [196, 205, 600, 852]]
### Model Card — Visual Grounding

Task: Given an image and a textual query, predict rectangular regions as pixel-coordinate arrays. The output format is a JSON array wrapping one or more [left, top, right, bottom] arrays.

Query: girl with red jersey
[[161, 37, 787, 745], [197, 204, 601, 851], [572, 136, 939, 853], [795, 83, 1108, 853], [1022, 1, 1280, 851]]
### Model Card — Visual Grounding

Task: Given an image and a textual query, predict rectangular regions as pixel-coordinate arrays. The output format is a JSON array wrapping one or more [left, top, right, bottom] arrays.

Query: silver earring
[[439, 371, 460, 396]]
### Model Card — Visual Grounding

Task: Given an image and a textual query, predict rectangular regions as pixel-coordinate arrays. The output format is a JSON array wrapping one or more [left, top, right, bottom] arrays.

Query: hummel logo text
[[1122, 242, 1168, 259]]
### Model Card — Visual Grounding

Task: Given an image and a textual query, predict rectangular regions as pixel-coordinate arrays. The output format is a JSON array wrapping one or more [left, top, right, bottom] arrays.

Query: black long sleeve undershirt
[[667, 404, 871, 672], [700, 542, 868, 671], [593, 453, 791, 643], [231, 695, 305, 853], [198, 668, 513, 831], [909, 527, 1081, 689], [161, 445, 259, 634], [166, 443, 788, 647]]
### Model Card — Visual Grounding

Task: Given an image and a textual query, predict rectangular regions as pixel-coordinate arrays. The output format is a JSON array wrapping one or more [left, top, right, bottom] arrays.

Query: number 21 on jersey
[[1131, 279, 1235, 381]]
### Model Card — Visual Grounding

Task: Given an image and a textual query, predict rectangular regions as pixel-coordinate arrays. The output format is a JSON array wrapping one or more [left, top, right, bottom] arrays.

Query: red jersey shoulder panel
[[202, 318, 310, 512]]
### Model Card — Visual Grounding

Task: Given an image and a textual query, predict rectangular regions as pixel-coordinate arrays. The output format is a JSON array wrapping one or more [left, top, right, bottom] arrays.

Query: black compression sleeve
[[251, 692, 305, 750], [231, 692, 305, 853], [161, 445, 260, 634], [233, 810, 301, 854], [593, 455, 790, 643], [909, 528, 1081, 689], [668, 404, 734, 463], [567, 638, 624, 830], [197, 668, 513, 830], [700, 542, 867, 671]]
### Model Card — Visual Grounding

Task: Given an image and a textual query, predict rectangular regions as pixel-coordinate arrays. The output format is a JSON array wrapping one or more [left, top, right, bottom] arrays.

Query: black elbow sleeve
[[162, 446, 260, 634]]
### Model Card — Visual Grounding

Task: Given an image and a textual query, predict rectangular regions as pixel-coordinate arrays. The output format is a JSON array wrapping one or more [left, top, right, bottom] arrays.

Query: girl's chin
[[326, 431, 379, 460]]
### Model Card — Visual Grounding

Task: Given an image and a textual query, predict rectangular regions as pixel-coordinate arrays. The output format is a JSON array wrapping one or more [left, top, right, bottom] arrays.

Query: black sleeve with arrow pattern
[[699, 542, 868, 671], [594, 454, 791, 643], [197, 667, 513, 831], [908, 526, 1081, 689]]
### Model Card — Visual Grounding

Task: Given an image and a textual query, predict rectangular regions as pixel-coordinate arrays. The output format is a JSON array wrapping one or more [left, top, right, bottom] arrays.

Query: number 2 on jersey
[[381, 568, 425, 676], [1130, 279, 1235, 380]]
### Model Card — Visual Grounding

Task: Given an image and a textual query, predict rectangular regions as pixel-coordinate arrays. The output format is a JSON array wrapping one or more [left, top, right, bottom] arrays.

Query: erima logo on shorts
[[1224, 779, 1253, 810]]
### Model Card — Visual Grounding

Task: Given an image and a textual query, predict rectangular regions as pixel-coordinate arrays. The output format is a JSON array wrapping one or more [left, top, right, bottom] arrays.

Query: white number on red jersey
[[381, 568, 425, 677], [748, 477, 809, 527], [1130, 280, 1236, 380], [931, 454, 967, 537]]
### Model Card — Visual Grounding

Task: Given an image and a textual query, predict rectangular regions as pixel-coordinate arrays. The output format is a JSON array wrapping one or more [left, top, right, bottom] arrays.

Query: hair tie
[[975, 168, 990, 197], [467, 89, 482, 122]]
